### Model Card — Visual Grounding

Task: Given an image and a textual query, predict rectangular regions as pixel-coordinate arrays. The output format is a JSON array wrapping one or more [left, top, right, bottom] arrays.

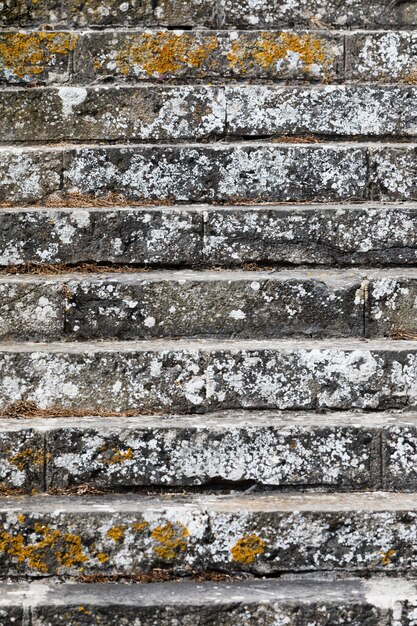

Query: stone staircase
[[0, 0, 417, 623]]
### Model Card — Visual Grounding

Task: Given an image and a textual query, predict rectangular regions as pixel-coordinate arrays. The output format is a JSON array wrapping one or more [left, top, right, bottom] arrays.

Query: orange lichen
[[230, 534, 265, 564], [9, 448, 47, 471], [17, 514, 25, 524], [0, 32, 77, 79], [151, 521, 189, 559], [115, 32, 218, 77], [0, 524, 87, 573], [97, 552, 109, 563], [106, 525, 125, 542], [99, 447, 133, 465], [227, 32, 328, 75], [132, 521, 149, 533], [380, 549, 396, 566]]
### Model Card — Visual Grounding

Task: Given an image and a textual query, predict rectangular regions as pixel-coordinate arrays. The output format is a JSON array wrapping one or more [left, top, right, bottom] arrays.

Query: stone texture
[[383, 415, 417, 490], [63, 270, 364, 340], [74, 31, 343, 83], [220, 0, 417, 29], [43, 412, 380, 490], [0, 0, 217, 28], [1, 86, 225, 143], [0, 422, 44, 494], [0, 32, 77, 85], [226, 85, 417, 137], [2, 578, 412, 625], [346, 32, 417, 82], [368, 275, 417, 338], [63, 146, 367, 204], [0, 208, 203, 267], [0, 280, 64, 341], [0, 492, 415, 576], [0, 339, 414, 412], [204, 206, 417, 267], [370, 148, 417, 201], [2, 206, 416, 268], [0, 150, 61, 206]]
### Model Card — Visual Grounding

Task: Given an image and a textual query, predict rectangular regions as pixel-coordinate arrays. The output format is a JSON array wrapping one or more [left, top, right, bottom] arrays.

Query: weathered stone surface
[[0, 0, 217, 28], [220, 0, 417, 29], [0, 492, 415, 575], [43, 412, 380, 489], [346, 32, 417, 82], [0, 150, 61, 205], [370, 148, 417, 201], [0, 208, 202, 266], [2, 86, 225, 143], [0, 280, 64, 341], [0, 339, 414, 412], [74, 31, 343, 83], [205, 340, 417, 411], [204, 206, 417, 267], [0, 32, 77, 85], [2, 205, 416, 268], [3, 578, 412, 625], [63, 146, 367, 204], [63, 270, 364, 339], [368, 275, 417, 338], [0, 422, 44, 493], [383, 416, 417, 491], [226, 85, 417, 137]]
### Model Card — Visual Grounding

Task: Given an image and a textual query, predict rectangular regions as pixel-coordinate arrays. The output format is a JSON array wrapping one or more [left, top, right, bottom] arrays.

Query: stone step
[[6, 85, 417, 144], [0, 492, 416, 576], [6, 143, 417, 205], [2, 0, 416, 30], [2, 205, 416, 268], [0, 270, 415, 341], [1, 578, 416, 625], [0, 339, 414, 413], [3, 411, 417, 493]]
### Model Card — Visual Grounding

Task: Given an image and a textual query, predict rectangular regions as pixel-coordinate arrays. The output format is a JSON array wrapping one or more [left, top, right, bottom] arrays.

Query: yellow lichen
[[9, 448, 46, 471], [230, 534, 265, 564], [132, 521, 149, 533], [106, 525, 125, 542], [227, 32, 328, 75], [99, 447, 133, 465], [17, 514, 25, 524], [114, 32, 218, 77], [380, 549, 396, 566], [0, 32, 77, 79], [151, 521, 189, 559], [97, 552, 109, 563], [0, 524, 87, 573]]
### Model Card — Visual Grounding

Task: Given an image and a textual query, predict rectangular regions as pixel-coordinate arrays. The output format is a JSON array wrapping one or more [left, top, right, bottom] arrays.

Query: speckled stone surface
[[0, 339, 414, 412], [3, 578, 415, 625], [1, 206, 416, 268], [0, 493, 414, 576]]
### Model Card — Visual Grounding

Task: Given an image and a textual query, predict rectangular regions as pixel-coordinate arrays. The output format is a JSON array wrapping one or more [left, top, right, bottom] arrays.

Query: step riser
[[7, 86, 417, 143], [0, 274, 415, 341], [0, 343, 414, 412], [5, 145, 417, 205], [0, 496, 416, 576], [0, 417, 385, 492], [2, 207, 416, 268], [2, 0, 416, 29]]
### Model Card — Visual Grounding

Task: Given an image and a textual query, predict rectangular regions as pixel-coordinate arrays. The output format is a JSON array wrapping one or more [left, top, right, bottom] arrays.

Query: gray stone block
[[63, 270, 364, 339], [0, 340, 414, 412], [1, 86, 225, 143], [74, 31, 343, 83], [0, 208, 203, 267], [368, 275, 417, 337], [383, 415, 417, 490], [0, 422, 44, 493], [63, 146, 368, 204], [226, 85, 417, 137], [220, 0, 417, 29], [0, 149, 61, 205], [346, 32, 417, 82], [44, 412, 380, 489], [0, 492, 415, 576], [204, 206, 417, 267], [370, 148, 417, 201]]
